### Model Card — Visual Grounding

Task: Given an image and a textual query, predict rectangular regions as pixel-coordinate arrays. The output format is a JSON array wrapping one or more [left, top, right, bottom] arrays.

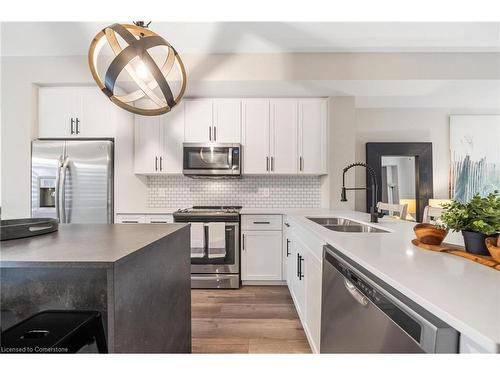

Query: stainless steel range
[[173, 206, 241, 289]]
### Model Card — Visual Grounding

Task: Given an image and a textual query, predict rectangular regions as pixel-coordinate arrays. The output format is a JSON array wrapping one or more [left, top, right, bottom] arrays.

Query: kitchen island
[[0, 223, 191, 353]]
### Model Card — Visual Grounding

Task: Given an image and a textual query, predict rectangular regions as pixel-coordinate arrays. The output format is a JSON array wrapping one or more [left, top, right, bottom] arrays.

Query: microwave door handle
[[228, 147, 233, 168]]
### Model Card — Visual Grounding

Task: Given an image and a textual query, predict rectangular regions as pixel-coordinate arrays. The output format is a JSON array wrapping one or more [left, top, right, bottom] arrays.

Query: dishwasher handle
[[344, 279, 369, 306]]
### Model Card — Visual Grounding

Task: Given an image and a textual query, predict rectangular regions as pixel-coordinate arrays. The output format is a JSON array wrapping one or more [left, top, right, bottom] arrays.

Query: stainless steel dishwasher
[[320, 245, 459, 353]]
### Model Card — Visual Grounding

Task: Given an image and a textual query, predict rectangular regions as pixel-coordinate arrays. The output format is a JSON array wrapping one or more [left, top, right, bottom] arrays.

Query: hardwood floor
[[191, 286, 312, 354]]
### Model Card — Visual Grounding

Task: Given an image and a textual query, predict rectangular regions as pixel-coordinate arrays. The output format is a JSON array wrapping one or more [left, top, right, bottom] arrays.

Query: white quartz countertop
[[280, 209, 500, 352]]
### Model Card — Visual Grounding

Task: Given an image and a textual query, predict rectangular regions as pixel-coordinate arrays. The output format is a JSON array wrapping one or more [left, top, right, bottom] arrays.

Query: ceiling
[[2, 22, 500, 56]]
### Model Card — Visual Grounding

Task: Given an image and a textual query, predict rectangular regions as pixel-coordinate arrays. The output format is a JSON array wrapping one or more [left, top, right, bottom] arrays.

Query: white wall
[[353, 108, 500, 211]]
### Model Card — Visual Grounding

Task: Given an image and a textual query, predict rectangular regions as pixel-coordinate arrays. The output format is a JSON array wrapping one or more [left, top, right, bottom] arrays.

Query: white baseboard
[[242, 280, 287, 286]]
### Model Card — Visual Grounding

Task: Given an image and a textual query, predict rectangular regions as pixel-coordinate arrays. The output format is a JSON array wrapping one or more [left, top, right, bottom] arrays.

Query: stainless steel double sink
[[307, 217, 389, 233]]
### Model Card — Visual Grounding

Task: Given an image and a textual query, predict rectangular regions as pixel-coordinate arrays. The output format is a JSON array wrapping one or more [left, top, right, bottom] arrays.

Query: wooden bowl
[[485, 237, 500, 262], [413, 223, 448, 245]]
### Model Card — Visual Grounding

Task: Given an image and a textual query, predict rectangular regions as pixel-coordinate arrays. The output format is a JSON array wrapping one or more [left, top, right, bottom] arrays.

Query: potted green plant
[[438, 191, 500, 255]]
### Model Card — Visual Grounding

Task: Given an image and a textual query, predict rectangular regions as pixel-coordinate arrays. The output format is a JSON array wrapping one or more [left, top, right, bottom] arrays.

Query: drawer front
[[146, 215, 174, 224], [241, 215, 282, 231], [116, 215, 147, 224]]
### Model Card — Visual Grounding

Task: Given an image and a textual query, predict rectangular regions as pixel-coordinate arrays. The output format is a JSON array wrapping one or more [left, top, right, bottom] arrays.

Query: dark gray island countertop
[[0, 223, 189, 267], [1, 223, 192, 353]]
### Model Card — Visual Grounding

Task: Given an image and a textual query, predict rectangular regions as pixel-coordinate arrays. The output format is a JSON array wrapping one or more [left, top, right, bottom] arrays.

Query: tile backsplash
[[147, 175, 322, 208]]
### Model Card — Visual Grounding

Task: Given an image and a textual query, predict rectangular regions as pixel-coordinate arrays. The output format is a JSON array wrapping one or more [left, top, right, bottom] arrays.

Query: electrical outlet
[[258, 187, 270, 197]]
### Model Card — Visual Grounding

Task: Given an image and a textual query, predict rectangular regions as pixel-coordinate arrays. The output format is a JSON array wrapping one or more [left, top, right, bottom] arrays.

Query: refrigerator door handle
[[59, 156, 70, 223], [55, 155, 63, 223]]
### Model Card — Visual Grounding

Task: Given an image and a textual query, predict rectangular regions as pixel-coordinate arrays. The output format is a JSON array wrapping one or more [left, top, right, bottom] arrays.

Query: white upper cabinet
[[134, 102, 185, 174], [270, 99, 298, 174], [242, 98, 326, 176], [242, 99, 270, 174], [298, 99, 327, 174], [134, 114, 162, 174], [213, 99, 241, 143], [39, 87, 118, 138], [184, 99, 213, 142], [184, 99, 241, 143], [161, 103, 185, 173], [78, 88, 116, 137], [39, 87, 79, 138]]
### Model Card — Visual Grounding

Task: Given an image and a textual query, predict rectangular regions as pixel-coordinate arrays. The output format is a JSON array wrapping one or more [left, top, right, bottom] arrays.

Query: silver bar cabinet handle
[[159, 156, 163, 171], [213, 126, 217, 141], [242, 234, 245, 250], [155, 156, 158, 171], [70, 118, 74, 135], [75, 118, 80, 134], [266, 156, 269, 172], [209, 126, 212, 141]]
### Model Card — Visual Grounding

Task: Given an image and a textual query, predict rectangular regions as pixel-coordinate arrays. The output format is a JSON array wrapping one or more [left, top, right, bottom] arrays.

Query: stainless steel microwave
[[182, 143, 241, 177]]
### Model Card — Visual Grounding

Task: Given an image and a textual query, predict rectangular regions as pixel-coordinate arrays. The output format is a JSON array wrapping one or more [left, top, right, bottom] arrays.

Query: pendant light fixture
[[88, 21, 187, 116]]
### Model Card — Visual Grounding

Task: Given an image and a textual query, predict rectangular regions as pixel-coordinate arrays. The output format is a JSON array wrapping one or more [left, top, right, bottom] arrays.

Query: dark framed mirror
[[366, 142, 433, 222]]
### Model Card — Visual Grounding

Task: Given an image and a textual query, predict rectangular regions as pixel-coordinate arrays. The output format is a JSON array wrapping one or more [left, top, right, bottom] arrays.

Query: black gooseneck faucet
[[341, 162, 383, 223]]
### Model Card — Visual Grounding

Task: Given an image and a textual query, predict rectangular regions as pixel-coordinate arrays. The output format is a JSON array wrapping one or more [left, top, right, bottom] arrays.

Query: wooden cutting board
[[411, 239, 500, 271]]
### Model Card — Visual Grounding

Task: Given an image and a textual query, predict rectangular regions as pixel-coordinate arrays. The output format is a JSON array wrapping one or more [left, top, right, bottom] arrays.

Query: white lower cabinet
[[115, 214, 147, 224], [304, 254, 322, 352], [115, 214, 173, 224], [241, 230, 282, 281], [285, 219, 324, 353]]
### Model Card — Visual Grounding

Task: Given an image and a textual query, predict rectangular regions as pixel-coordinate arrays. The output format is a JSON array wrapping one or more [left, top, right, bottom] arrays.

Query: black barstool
[[0, 310, 108, 353]]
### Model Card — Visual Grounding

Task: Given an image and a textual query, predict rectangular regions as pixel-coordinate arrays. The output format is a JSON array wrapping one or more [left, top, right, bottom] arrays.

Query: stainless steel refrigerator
[[31, 139, 113, 223]]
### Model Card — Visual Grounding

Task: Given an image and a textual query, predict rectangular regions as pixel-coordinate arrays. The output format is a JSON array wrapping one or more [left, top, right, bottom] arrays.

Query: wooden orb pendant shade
[[88, 22, 187, 116]]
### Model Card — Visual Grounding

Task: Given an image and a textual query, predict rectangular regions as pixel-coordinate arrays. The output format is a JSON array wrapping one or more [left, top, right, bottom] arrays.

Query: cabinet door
[[213, 99, 241, 143], [116, 214, 147, 223], [290, 234, 306, 319], [134, 115, 162, 174], [241, 231, 282, 281], [145, 215, 174, 223], [298, 99, 327, 174], [305, 254, 322, 353], [184, 99, 213, 142], [78, 88, 116, 137], [270, 99, 298, 174], [39, 87, 79, 138], [285, 235, 294, 288], [160, 102, 184, 173], [242, 99, 270, 174]]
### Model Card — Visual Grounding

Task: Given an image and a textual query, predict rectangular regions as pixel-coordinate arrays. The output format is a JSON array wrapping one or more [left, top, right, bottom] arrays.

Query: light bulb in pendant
[[136, 60, 149, 79]]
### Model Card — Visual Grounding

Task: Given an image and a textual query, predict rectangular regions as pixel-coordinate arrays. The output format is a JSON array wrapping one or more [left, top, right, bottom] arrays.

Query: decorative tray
[[1, 218, 59, 241], [411, 239, 500, 271]]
